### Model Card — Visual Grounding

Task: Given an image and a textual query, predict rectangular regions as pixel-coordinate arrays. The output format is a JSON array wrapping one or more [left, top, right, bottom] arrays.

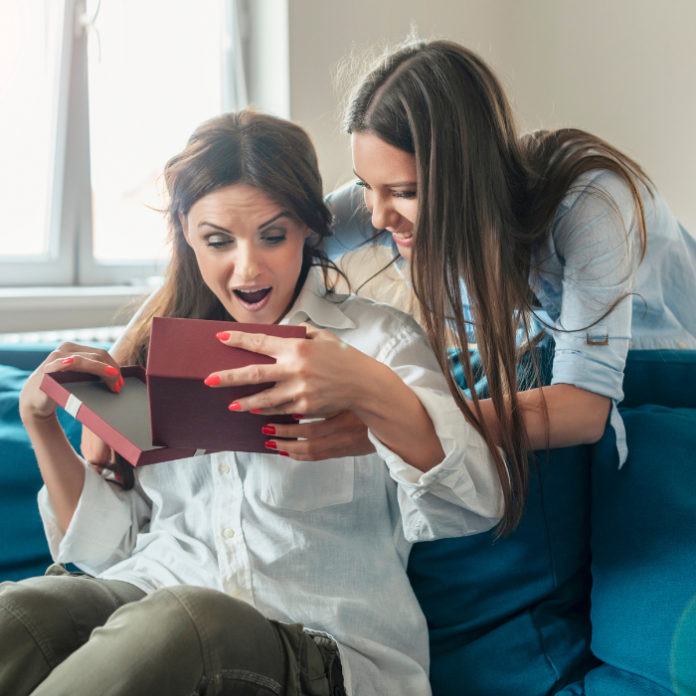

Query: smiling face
[[351, 131, 418, 261], [181, 183, 310, 324]]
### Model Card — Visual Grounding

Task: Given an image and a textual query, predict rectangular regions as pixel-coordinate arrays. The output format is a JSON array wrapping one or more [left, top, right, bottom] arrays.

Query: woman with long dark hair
[[2, 111, 503, 696], [330, 39, 696, 535]]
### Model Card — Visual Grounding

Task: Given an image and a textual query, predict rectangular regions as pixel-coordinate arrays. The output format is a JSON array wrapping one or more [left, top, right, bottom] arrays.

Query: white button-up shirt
[[38, 269, 503, 696]]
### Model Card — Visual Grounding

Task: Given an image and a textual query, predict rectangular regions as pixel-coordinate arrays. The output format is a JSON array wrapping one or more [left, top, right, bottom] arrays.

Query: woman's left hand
[[208, 324, 376, 416], [261, 410, 376, 461]]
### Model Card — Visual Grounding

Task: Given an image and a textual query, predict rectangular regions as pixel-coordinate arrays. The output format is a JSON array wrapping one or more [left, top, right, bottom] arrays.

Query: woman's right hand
[[19, 343, 123, 425], [19, 343, 124, 532]]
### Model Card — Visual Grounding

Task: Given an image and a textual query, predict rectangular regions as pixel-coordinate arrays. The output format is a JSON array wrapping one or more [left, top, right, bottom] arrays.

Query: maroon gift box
[[40, 318, 306, 466], [147, 317, 305, 453]]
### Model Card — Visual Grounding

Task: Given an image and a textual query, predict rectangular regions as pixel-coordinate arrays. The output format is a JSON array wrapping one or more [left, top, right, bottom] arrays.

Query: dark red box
[[40, 318, 306, 466], [146, 317, 305, 453]]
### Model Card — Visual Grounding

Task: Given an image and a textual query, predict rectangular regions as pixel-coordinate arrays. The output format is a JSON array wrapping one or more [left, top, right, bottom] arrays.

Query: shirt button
[[678, 341, 687, 349], [232, 588, 242, 599], [222, 528, 235, 539], [219, 463, 230, 475]]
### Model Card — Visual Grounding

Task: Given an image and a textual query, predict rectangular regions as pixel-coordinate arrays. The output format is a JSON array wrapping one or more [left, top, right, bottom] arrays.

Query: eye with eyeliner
[[205, 233, 232, 249], [356, 179, 416, 199], [260, 227, 287, 246]]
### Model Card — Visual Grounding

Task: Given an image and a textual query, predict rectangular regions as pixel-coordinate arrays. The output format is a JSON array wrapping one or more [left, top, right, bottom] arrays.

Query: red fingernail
[[216, 331, 231, 341], [292, 414, 305, 420], [250, 409, 262, 414], [265, 441, 277, 449], [114, 382, 121, 394], [104, 366, 119, 375], [279, 451, 290, 457], [204, 374, 221, 386], [62, 357, 74, 364], [262, 426, 276, 435], [228, 402, 241, 411], [118, 375, 124, 387]]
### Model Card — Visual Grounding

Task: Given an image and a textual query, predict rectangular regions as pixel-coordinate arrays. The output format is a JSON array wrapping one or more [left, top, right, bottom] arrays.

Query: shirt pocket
[[258, 457, 355, 511]]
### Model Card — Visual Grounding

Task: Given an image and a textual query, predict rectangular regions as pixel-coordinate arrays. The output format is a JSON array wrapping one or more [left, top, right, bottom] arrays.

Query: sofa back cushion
[[0, 366, 82, 581], [583, 405, 696, 695], [408, 443, 597, 696]]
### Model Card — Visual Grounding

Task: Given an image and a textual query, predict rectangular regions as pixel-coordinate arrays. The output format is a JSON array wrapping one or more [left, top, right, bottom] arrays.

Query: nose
[[369, 192, 400, 231], [233, 241, 261, 282]]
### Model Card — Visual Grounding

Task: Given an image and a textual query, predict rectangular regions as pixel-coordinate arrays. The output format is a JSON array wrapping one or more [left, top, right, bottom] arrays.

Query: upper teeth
[[237, 288, 268, 294]]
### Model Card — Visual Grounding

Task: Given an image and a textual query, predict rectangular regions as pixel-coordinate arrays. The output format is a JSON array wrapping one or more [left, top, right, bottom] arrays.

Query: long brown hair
[[111, 110, 342, 488], [345, 39, 652, 536]]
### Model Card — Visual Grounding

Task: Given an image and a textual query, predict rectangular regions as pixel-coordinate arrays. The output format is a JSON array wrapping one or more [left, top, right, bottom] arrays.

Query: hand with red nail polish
[[265, 441, 277, 449], [216, 331, 231, 341], [228, 402, 241, 411], [262, 425, 276, 435], [19, 343, 128, 423], [204, 374, 221, 386]]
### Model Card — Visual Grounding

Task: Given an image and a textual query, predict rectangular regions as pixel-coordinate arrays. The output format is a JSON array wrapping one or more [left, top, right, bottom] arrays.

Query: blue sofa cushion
[[408, 345, 598, 695], [577, 405, 696, 695], [408, 444, 597, 696], [621, 350, 696, 409], [0, 365, 82, 581]]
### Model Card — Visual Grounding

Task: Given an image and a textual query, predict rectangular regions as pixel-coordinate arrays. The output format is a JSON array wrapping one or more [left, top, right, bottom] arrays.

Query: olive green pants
[[0, 564, 344, 696]]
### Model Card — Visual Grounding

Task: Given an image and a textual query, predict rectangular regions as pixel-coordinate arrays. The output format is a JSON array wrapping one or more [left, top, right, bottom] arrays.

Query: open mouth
[[391, 232, 413, 247], [233, 287, 272, 309]]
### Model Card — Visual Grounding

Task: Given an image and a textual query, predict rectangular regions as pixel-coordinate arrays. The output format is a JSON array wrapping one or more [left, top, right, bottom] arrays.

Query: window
[[0, 0, 247, 287]]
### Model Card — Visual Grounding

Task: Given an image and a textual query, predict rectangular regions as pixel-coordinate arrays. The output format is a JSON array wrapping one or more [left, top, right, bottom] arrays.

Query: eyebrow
[[258, 212, 291, 230], [197, 211, 292, 235], [353, 169, 417, 188]]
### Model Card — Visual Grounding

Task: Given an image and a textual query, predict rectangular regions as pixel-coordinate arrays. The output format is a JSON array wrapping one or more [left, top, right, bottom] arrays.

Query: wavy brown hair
[[111, 110, 342, 488], [345, 39, 652, 536]]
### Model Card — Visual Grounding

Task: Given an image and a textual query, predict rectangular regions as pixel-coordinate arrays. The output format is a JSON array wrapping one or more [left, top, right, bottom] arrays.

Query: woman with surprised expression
[[3, 111, 503, 696]]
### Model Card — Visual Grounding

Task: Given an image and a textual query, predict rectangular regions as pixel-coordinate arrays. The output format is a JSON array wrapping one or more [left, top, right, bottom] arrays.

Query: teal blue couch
[[1, 345, 695, 695]]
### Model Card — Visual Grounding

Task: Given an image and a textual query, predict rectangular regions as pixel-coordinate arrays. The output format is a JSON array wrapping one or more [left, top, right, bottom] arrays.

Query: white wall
[[283, 0, 696, 233]]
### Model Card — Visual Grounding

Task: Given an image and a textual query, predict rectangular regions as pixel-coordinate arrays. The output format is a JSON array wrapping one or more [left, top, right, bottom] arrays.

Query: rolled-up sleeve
[[549, 172, 639, 402], [38, 461, 152, 575], [369, 323, 504, 542]]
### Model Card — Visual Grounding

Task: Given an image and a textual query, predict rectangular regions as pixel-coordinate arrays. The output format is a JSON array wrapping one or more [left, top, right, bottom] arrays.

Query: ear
[[179, 211, 192, 246], [303, 225, 312, 240]]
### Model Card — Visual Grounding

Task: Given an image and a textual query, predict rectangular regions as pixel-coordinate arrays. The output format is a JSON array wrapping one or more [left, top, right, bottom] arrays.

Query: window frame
[[0, 0, 244, 288]]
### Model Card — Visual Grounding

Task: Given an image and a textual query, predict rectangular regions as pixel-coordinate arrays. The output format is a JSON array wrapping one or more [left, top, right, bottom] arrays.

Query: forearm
[[23, 413, 86, 532], [478, 383, 611, 450], [351, 362, 445, 472]]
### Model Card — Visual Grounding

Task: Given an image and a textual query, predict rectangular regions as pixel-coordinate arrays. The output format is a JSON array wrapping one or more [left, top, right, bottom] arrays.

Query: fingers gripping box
[[40, 317, 306, 466], [146, 317, 305, 453]]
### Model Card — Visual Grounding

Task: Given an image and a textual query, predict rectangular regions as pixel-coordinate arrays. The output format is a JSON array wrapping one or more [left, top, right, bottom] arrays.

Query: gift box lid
[[40, 366, 198, 467]]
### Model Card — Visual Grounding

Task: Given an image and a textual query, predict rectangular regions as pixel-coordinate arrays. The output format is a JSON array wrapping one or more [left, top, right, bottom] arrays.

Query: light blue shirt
[[325, 172, 696, 464]]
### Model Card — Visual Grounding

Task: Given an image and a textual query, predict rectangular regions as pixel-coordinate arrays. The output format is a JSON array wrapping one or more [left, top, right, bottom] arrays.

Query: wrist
[[348, 358, 398, 422], [21, 407, 60, 431]]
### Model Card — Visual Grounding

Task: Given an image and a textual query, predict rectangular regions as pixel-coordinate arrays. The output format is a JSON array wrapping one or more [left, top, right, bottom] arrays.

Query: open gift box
[[39, 317, 306, 466]]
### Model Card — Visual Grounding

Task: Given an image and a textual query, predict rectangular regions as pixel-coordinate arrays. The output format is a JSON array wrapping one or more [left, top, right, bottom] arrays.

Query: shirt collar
[[281, 267, 357, 330]]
